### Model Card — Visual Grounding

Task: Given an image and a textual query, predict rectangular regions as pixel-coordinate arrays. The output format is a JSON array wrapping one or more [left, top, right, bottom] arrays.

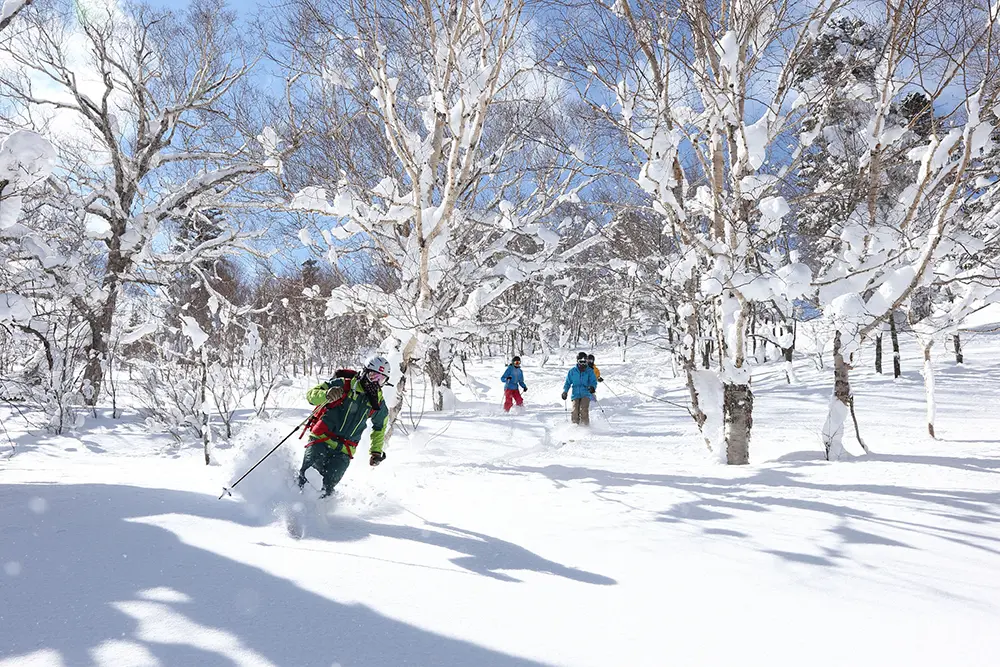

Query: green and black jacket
[[305, 374, 388, 458]]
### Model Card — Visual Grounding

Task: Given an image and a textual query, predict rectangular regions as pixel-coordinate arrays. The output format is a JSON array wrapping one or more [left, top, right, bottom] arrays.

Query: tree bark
[[953, 333, 963, 364], [82, 213, 134, 406], [200, 351, 210, 465], [823, 330, 852, 461], [81, 287, 121, 406], [684, 363, 708, 434], [889, 312, 901, 378], [682, 290, 709, 442], [426, 343, 450, 412], [0, 0, 34, 33], [723, 382, 752, 465], [874, 334, 883, 374], [783, 344, 794, 382], [780, 321, 796, 384], [922, 341, 936, 439], [849, 395, 870, 454], [386, 337, 417, 442], [388, 360, 409, 438]]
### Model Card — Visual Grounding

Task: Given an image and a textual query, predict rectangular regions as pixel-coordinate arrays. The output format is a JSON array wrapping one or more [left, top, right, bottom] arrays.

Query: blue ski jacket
[[563, 365, 597, 400], [501, 365, 526, 391]]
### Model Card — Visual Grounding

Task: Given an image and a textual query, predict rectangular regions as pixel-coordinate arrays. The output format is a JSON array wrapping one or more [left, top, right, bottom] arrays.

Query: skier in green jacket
[[297, 356, 391, 497]]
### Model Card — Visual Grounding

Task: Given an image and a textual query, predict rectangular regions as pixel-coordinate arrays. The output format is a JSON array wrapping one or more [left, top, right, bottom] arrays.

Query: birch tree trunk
[[890, 312, 902, 378], [722, 302, 753, 465], [823, 330, 852, 461], [199, 350, 210, 465], [922, 340, 936, 439], [683, 304, 709, 438], [386, 337, 418, 442], [426, 344, 450, 412], [874, 334, 883, 374], [723, 383, 752, 464], [781, 321, 796, 384]]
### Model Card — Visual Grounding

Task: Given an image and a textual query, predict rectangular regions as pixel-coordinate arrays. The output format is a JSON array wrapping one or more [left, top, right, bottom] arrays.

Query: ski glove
[[597, 377, 604, 383], [326, 385, 345, 402], [589, 387, 596, 394], [522, 386, 527, 393], [369, 451, 386, 467], [561, 392, 568, 400]]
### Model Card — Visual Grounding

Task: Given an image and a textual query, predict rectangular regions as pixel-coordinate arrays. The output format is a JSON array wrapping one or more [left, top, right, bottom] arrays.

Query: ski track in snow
[[2, 336, 1000, 666]]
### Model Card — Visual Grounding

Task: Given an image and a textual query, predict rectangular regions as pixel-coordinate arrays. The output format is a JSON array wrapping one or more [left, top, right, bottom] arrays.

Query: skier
[[561, 352, 598, 426], [500, 355, 527, 412], [586, 354, 604, 385], [297, 356, 390, 497]]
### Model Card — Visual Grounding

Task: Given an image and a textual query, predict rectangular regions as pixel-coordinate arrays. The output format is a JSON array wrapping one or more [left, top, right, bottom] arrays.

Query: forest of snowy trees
[[1, 0, 999, 465]]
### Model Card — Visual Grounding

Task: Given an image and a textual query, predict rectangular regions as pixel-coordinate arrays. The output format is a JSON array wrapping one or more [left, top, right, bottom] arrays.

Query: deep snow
[[2, 331, 999, 666]]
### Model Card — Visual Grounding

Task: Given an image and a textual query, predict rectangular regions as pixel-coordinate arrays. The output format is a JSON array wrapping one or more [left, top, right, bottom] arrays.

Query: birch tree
[[276, 0, 592, 412], [566, 0, 842, 463], [0, 0, 292, 406], [0, 0, 53, 230], [811, 0, 1000, 459]]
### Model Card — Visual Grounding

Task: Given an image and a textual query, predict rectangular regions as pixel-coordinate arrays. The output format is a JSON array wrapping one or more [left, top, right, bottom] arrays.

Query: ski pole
[[608, 379, 690, 412], [602, 382, 628, 410], [218, 411, 314, 500], [603, 381, 622, 401], [592, 395, 612, 424]]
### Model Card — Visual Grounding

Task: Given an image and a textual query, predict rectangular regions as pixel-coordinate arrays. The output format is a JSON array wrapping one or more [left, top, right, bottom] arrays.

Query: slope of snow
[[961, 303, 1000, 330], [2, 334, 999, 666]]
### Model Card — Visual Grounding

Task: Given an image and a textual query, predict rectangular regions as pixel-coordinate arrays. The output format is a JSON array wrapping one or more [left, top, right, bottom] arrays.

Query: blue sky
[[149, 0, 262, 14], [137, 0, 316, 276]]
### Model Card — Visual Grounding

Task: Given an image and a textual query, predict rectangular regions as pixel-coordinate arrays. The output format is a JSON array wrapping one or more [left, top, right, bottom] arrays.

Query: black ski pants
[[298, 443, 351, 496]]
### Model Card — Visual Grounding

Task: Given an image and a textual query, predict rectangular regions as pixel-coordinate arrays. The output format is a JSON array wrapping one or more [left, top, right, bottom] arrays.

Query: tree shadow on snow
[[0, 407, 179, 459], [483, 461, 1000, 570], [283, 517, 616, 585], [0, 483, 552, 667], [775, 450, 1000, 472], [860, 452, 1000, 472]]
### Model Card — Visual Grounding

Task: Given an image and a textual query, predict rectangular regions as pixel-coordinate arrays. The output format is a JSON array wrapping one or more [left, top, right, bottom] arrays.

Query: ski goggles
[[365, 370, 389, 386]]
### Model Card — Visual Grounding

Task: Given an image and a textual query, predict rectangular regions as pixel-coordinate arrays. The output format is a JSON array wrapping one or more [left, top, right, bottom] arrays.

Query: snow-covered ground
[[3, 332, 1000, 666]]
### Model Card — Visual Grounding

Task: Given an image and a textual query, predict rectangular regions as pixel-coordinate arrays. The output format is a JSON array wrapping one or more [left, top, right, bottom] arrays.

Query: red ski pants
[[503, 389, 524, 412]]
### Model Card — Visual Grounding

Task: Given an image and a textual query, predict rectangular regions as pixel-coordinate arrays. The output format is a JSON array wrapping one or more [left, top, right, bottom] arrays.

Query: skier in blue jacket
[[561, 352, 598, 425], [501, 355, 527, 412]]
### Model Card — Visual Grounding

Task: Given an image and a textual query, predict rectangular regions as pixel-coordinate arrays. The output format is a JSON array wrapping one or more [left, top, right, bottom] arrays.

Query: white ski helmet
[[364, 356, 391, 377]]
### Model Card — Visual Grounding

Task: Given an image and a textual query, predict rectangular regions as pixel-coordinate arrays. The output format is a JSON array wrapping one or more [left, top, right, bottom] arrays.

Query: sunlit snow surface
[[2, 332, 1000, 666]]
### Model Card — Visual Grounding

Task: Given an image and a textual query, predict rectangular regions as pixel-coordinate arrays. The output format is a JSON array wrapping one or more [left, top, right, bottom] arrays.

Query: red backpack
[[299, 369, 360, 440]]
